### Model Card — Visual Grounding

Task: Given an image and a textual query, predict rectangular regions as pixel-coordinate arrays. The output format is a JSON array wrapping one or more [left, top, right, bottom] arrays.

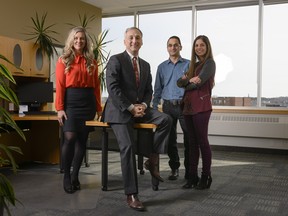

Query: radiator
[[176, 113, 288, 150]]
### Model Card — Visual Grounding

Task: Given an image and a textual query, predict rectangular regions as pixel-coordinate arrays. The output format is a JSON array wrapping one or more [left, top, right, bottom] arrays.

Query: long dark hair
[[186, 35, 214, 79]]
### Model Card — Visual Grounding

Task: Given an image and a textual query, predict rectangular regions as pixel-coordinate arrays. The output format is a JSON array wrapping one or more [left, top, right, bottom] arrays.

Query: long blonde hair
[[61, 26, 95, 74], [186, 35, 214, 79]]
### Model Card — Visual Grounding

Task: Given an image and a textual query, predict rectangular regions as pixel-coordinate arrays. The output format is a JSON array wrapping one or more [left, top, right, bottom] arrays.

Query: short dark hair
[[167, 36, 181, 45]]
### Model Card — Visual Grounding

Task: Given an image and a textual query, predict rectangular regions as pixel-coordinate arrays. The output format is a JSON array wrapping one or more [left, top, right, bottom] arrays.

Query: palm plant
[[92, 29, 112, 92], [24, 12, 60, 59], [66, 13, 96, 31], [0, 54, 25, 216]]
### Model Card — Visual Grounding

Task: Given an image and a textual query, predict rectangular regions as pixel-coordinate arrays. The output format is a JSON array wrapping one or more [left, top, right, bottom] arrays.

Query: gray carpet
[[6, 148, 288, 216]]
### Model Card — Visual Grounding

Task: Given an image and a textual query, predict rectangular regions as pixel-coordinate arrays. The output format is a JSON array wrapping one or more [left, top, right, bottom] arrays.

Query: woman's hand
[[96, 111, 103, 121], [189, 76, 201, 84], [57, 110, 67, 126], [181, 74, 188, 80]]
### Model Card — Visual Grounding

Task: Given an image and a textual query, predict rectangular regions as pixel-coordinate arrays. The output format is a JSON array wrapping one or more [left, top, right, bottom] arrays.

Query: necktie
[[132, 57, 140, 87]]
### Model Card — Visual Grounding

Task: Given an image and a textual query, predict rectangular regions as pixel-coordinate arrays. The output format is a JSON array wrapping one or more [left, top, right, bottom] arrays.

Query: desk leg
[[137, 130, 145, 175], [102, 128, 108, 191]]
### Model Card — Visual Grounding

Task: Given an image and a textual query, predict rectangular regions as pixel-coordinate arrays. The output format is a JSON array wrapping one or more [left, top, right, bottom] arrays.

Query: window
[[102, 15, 134, 97], [262, 3, 288, 107], [197, 6, 258, 103], [138, 10, 192, 86], [101, 3, 288, 108]]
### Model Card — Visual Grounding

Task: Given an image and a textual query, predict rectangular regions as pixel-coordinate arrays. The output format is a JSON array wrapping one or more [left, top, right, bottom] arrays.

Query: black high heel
[[72, 180, 81, 190], [63, 177, 76, 194], [196, 174, 212, 190], [182, 175, 199, 189]]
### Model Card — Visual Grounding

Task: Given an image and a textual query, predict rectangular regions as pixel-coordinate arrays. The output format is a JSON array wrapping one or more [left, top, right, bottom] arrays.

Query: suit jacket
[[102, 51, 153, 123]]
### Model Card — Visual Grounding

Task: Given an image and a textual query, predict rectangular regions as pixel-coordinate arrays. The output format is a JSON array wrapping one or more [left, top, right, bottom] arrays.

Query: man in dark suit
[[102, 27, 172, 211]]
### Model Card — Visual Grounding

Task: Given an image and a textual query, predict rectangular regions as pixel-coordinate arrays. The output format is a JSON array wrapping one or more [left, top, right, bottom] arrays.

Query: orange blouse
[[55, 55, 102, 112]]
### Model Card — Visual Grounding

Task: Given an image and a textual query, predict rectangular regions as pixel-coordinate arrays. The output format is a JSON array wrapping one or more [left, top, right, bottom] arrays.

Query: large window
[[102, 16, 134, 97], [138, 10, 192, 86], [197, 6, 258, 99], [262, 3, 288, 107], [102, 3, 287, 108]]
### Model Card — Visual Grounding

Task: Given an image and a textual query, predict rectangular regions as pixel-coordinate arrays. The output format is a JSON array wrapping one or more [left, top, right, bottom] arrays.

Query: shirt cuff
[[127, 104, 134, 112], [141, 102, 147, 109]]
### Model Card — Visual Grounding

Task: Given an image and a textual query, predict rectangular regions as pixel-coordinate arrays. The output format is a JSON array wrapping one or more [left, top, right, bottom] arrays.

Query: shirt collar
[[126, 50, 138, 60], [167, 56, 184, 64], [75, 55, 84, 64]]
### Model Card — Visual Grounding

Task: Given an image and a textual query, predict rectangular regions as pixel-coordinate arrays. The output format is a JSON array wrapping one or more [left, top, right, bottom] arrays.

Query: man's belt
[[164, 99, 182, 106]]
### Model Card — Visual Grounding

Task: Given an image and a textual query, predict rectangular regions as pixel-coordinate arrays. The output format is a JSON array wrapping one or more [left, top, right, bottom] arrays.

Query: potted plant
[[0, 54, 26, 216], [24, 12, 60, 59]]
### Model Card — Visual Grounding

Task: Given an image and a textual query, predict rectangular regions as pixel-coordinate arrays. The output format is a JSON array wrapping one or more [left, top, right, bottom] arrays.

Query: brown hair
[[186, 35, 214, 79]]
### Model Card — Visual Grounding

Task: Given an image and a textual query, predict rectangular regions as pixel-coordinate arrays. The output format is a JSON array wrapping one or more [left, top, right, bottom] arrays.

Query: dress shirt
[[153, 57, 190, 109], [55, 55, 102, 112]]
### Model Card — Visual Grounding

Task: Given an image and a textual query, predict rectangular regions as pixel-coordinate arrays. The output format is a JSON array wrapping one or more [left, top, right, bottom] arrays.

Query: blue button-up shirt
[[153, 57, 190, 109]]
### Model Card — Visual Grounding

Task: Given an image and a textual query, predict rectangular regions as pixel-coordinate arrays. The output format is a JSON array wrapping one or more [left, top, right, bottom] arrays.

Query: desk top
[[86, 120, 157, 129], [12, 114, 58, 121]]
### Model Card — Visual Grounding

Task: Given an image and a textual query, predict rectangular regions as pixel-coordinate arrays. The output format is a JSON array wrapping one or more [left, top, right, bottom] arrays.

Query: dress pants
[[162, 100, 189, 175], [110, 108, 172, 195]]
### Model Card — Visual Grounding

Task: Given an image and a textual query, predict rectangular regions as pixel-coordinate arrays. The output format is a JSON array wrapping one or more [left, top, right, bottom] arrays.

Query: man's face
[[167, 38, 182, 57], [124, 29, 143, 55]]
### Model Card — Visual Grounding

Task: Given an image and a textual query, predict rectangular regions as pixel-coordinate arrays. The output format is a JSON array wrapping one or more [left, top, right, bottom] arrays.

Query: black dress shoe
[[168, 169, 179, 180], [127, 194, 145, 211], [182, 175, 199, 189]]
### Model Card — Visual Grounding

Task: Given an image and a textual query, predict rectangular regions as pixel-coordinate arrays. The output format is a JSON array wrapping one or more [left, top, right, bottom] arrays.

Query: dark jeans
[[162, 100, 189, 176], [184, 110, 212, 177]]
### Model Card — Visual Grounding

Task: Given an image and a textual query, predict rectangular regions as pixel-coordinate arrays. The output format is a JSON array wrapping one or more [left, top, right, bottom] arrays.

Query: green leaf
[[24, 12, 60, 59]]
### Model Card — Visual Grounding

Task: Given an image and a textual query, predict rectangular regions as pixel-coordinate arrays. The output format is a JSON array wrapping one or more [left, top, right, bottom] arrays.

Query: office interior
[[0, 0, 287, 215]]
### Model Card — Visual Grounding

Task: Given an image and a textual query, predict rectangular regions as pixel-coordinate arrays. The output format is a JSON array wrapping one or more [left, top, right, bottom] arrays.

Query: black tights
[[61, 130, 89, 186]]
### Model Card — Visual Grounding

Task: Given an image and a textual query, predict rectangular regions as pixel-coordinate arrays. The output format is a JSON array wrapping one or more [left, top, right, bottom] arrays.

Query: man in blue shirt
[[153, 36, 190, 180]]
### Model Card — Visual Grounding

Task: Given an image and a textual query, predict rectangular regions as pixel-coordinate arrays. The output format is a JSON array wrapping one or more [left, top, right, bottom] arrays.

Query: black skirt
[[62, 88, 96, 132]]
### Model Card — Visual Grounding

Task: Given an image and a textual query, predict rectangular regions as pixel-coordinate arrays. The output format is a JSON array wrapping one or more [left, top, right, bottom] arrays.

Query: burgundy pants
[[184, 110, 212, 176]]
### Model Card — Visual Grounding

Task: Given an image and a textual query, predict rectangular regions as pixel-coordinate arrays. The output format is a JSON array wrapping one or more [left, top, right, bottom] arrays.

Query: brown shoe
[[145, 154, 164, 182], [127, 194, 145, 211]]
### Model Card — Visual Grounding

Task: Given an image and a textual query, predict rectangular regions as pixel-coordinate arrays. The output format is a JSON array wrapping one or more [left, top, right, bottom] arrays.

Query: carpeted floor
[[6, 147, 288, 216]]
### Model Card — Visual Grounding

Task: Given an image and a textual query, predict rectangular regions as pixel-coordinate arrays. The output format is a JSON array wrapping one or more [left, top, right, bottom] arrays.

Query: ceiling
[[81, 0, 261, 17]]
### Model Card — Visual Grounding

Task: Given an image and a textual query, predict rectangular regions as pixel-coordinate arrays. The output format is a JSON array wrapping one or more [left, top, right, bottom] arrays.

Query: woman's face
[[73, 31, 86, 54], [195, 38, 207, 60]]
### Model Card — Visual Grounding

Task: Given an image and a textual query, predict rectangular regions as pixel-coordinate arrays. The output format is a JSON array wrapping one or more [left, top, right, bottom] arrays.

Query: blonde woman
[[55, 26, 102, 194]]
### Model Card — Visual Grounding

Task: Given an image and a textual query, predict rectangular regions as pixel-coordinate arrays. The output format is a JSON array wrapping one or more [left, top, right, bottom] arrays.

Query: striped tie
[[132, 57, 140, 87]]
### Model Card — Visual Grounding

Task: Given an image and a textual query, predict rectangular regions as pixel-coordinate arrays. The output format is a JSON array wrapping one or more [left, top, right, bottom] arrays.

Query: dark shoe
[[127, 194, 145, 211], [63, 177, 76, 194], [64, 184, 76, 194], [196, 174, 212, 190], [182, 175, 199, 189], [168, 169, 179, 180], [144, 155, 164, 182], [72, 180, 81, 190]]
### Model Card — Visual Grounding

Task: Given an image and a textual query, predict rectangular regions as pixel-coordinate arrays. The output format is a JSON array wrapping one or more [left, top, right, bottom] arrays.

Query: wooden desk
[[6, 114, 61, 164]]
